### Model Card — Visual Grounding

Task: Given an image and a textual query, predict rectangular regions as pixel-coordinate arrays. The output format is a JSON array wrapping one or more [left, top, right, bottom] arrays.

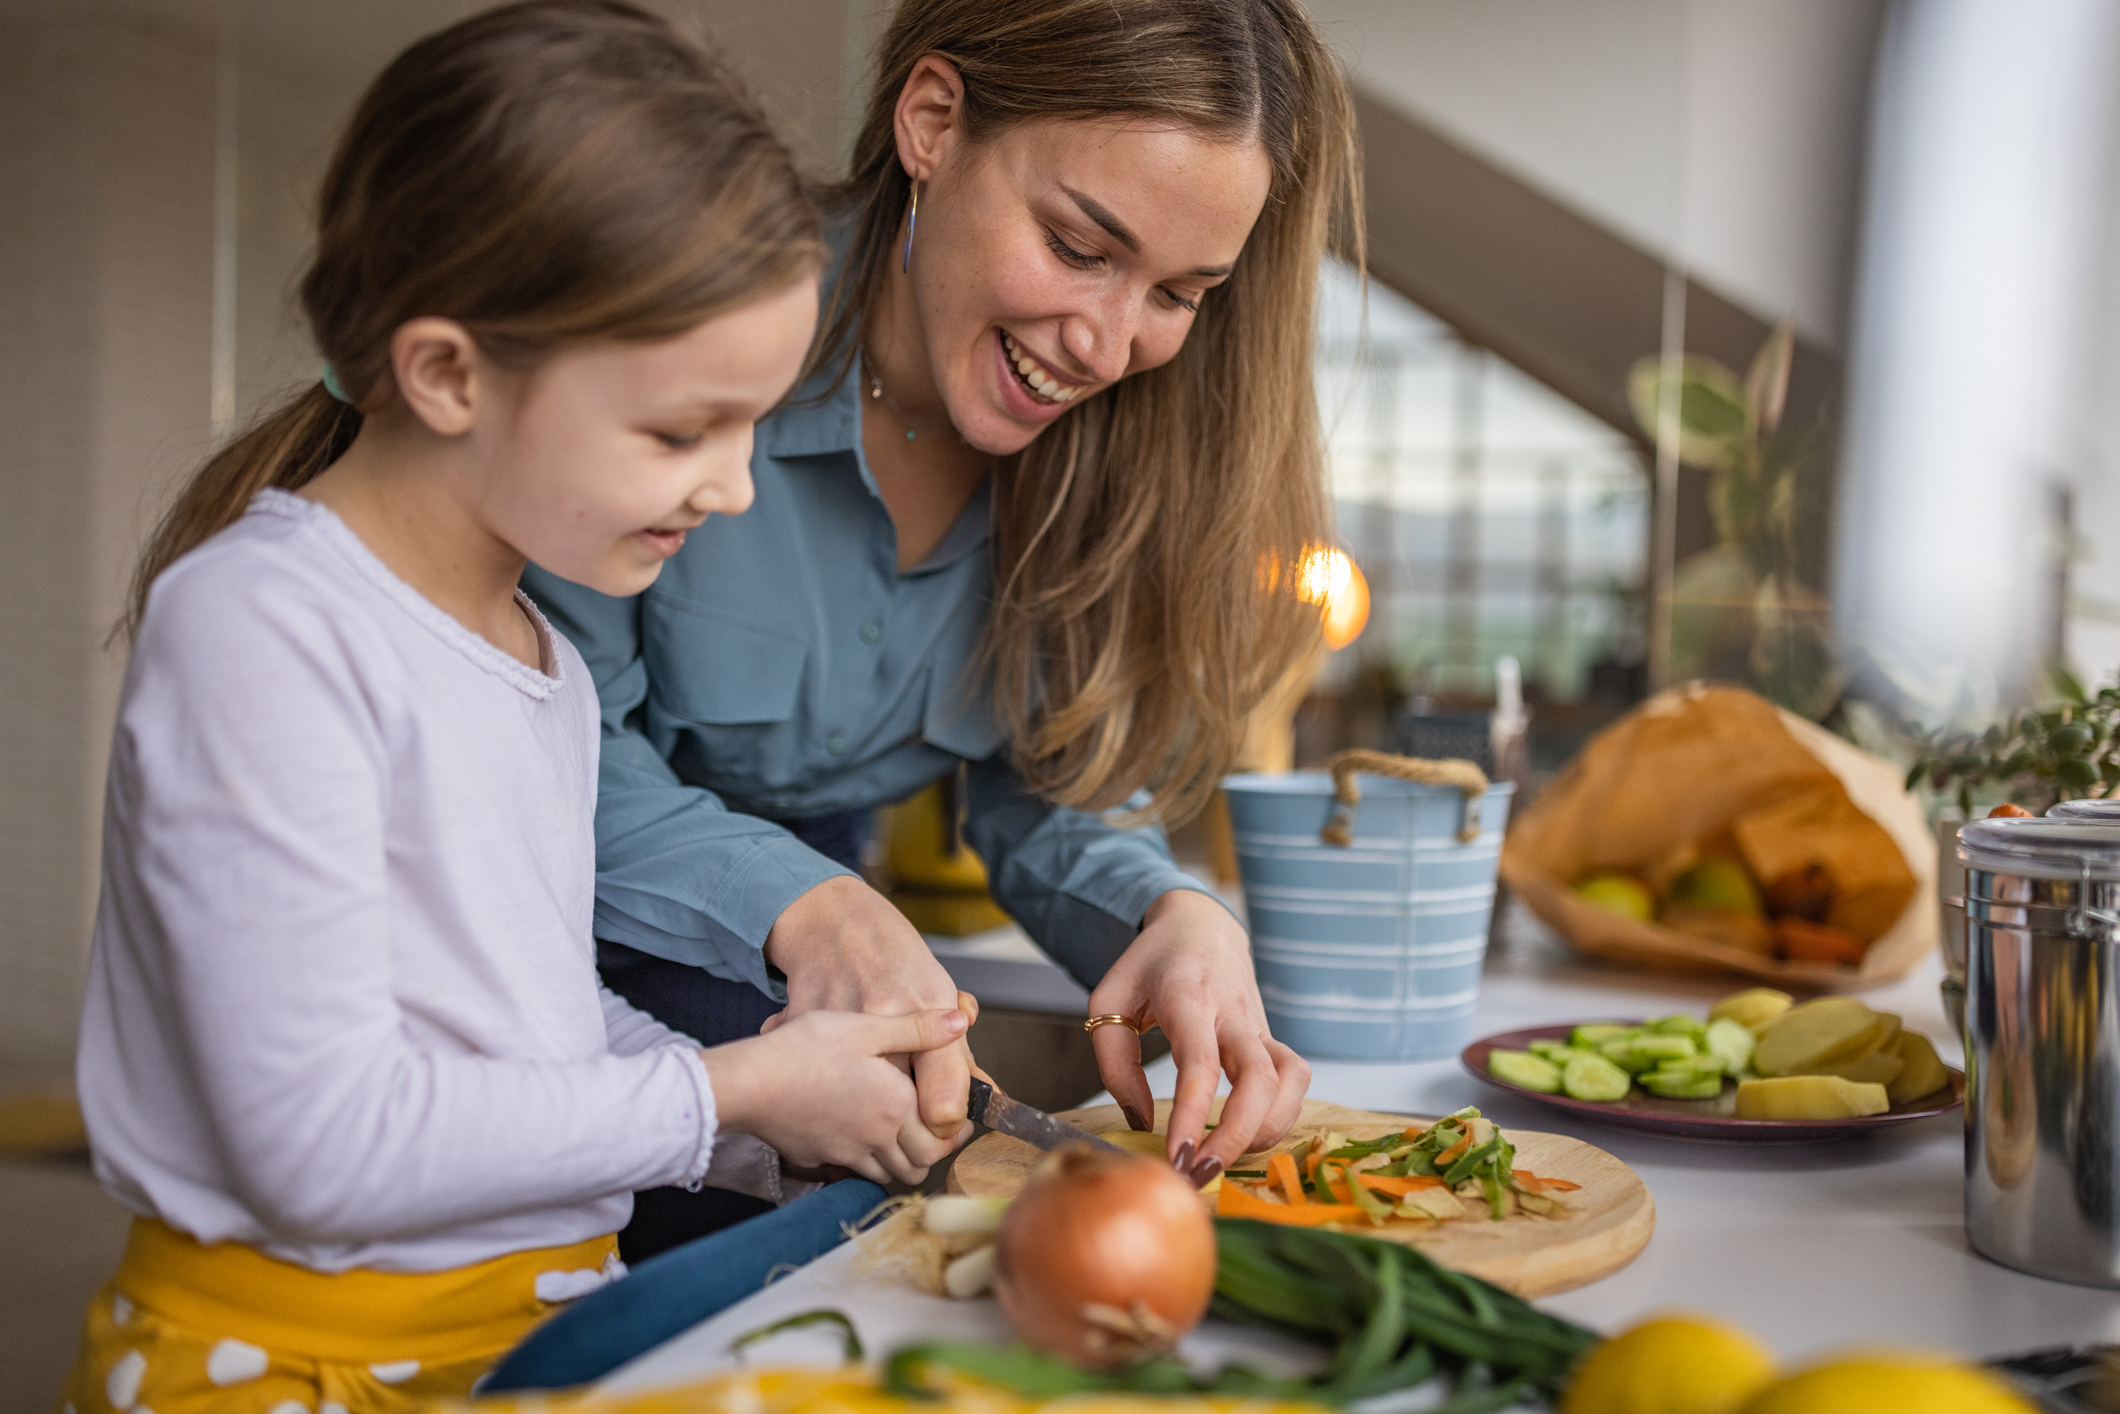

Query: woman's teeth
[[1002, 332, 1081, 405]]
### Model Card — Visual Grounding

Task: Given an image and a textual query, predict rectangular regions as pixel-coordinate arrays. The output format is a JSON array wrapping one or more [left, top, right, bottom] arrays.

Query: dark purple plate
[[1461, 1022, 1965, 1144]]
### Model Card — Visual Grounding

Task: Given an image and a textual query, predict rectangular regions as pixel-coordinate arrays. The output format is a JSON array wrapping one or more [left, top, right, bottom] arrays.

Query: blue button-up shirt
[[522, 354, 1214, 1001]]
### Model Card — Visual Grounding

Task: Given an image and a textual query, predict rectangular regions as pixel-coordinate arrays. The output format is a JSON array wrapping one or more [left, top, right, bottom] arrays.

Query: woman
[[525, 0, 1360, 1253]]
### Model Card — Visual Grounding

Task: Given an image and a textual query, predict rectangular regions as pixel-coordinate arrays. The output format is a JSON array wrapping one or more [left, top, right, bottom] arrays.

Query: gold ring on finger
[[1084, 1014, 1143, 1035]]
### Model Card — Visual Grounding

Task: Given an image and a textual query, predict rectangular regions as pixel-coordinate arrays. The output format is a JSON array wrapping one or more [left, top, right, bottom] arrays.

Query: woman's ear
[[390, 317, 484, 437], [893, 54, 965, 183]]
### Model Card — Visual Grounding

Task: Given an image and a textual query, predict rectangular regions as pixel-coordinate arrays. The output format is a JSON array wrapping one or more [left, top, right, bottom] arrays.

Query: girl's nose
[[693, 437, 756, 517]]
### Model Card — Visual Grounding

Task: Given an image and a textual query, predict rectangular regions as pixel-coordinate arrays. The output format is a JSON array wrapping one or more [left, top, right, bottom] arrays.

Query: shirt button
[[826, 730, 849, 755], [859, 620, 883, 645]]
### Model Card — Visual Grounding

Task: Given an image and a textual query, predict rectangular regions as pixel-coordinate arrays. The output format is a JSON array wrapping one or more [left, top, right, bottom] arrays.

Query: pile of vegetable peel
[[1215, 1109, 1580, 1229]]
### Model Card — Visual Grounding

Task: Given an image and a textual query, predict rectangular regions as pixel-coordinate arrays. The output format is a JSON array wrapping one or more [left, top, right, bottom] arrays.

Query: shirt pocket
[[923, 663, 1007, 761], [642, 593, 808, 725]]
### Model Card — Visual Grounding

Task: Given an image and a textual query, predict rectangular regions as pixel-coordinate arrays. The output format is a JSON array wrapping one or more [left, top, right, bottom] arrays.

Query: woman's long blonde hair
[[123, 0, 821, 639], [821, 0, 1361, 824]]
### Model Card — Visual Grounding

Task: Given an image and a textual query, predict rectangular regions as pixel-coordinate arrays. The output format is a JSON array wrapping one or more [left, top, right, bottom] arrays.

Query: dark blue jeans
[[598, 809, 871, 1262], [483, 1177, 887, 1393]]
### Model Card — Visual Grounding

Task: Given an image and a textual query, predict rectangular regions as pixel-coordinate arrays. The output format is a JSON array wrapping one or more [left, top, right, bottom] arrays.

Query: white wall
[[0, 14, 217, 1078], [1306, 0, 1883, 348]]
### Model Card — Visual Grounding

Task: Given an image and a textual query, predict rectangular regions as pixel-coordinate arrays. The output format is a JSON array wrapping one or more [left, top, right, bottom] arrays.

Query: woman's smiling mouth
[[1000, 330, 1084, 404]]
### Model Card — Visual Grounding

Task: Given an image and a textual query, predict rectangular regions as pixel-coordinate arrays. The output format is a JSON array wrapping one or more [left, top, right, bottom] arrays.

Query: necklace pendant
[[906, 429, 917, 442]]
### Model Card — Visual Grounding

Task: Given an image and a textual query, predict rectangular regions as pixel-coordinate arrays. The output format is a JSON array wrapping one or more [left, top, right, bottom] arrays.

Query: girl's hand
[[1088, 889, 1309, 1187], [764, 875, 973, 1142], [704, 1007, 971, 1185]]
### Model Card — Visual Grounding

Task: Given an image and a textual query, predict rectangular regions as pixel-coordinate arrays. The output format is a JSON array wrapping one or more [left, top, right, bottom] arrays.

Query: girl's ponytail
[[119, 0, 819, 644], [121, 384, 360, 641]]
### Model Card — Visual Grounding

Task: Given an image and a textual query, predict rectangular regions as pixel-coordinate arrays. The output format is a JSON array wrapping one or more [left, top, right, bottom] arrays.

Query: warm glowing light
[[1295, 546, 1370, 650]]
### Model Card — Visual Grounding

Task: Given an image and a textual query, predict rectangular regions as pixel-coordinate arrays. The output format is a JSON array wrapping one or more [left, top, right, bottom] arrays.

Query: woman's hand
[[764, 875, 973, 1141], [704, 1007, 971, 1185], [1087, 889, 1309, 1187]]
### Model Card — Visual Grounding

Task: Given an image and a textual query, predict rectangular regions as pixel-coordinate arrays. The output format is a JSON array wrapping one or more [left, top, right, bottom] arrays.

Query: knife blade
[[968, 1078, 1128, 1155]]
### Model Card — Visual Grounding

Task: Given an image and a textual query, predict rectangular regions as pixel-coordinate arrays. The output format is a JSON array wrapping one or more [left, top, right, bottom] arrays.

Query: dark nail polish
[[1122, 1104, 1150, 1132], [1172, 1139, 1195, 1172], [1187, 1155, 1223, 1190]]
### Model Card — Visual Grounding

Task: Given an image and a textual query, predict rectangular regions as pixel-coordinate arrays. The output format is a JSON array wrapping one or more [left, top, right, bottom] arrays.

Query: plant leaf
[[1744, 321, 1795, 436]]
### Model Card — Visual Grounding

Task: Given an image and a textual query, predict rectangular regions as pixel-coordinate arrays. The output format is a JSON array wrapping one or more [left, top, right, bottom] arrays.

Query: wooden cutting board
[[948, 1097, 1654, 1298]]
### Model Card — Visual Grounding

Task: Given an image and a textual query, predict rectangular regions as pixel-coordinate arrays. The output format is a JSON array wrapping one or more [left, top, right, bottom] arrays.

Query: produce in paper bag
[[1500, 684, 1935, 988]]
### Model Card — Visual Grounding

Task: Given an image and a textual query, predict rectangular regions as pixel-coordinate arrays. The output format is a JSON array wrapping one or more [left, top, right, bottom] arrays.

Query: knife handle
[[967, 1077, 995, 1126]]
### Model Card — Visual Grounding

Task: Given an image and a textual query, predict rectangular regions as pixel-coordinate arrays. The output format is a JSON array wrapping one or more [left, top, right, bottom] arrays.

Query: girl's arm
[[112, 568, 716, 1245], [600, 985, 705, 1055]]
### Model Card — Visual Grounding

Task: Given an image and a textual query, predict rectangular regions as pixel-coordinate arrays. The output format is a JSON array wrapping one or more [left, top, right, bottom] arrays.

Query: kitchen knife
[[967, 1078, 1128, 1155]]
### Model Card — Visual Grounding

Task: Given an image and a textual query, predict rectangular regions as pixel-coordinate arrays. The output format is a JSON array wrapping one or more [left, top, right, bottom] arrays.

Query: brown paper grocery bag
[[1500, 682, 1936, 991]]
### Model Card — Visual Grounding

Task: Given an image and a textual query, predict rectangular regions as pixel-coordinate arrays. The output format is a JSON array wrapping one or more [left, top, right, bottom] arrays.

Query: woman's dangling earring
[[902, 178, 920, 274]]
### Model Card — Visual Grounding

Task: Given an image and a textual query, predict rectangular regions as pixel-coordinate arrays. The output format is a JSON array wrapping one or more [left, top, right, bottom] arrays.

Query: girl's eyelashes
[[652, 430, 705, 451], [1161, 288, 1201, 314]]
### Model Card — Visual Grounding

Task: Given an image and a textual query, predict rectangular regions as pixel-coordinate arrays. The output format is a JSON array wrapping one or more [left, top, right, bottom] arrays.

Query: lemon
[[1560, 1315, 1776, 1414], [1739, 1354, 2033, 1414]]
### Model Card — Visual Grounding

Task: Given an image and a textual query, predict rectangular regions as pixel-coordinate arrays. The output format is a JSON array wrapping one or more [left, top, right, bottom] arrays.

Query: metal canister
[[2049, 799, 2120, 820], [1960, 818, 2120, 1288]]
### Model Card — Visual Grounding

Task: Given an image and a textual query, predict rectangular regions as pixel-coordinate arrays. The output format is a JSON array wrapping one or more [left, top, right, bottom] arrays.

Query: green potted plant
[[1628, 325, 1838, 718], [1903, 668, 2120, 814]]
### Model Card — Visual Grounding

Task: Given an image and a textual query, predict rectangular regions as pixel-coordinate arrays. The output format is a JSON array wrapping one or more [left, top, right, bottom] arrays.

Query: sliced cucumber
[[1654, 1054, 1725, 1081], [1641, 1069, 1724, 1100], [1561, 1053, 1632, 1103], [1488, 1049, 1563, 1093], [1570, 1023, 1633, 1048], [1526, 1038, 1570, 1058], [1705, 1016, 1757, 1073], [1647, 1014, 1709, 1044], [1601, 1032, 1696, 1074]]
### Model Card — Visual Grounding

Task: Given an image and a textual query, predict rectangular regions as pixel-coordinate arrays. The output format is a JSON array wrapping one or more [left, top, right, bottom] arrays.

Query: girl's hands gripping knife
[[704, 1006, 973, 1185]]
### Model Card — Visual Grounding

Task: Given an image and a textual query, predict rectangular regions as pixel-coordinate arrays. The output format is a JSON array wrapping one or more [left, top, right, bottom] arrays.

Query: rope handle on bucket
[[1320, 748, 1491, 847]]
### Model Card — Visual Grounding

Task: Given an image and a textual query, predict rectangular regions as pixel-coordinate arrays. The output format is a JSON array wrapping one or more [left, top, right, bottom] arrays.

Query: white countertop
[[599, 906, 2120, 1397]]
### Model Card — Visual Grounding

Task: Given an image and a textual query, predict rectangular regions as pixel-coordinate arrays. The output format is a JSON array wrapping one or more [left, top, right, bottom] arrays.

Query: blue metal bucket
[[1225, 770, 1514, 1061]]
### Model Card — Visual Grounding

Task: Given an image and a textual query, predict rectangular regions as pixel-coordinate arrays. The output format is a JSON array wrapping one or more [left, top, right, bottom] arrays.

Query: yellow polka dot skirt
[[58, 1219, 618, 1414]]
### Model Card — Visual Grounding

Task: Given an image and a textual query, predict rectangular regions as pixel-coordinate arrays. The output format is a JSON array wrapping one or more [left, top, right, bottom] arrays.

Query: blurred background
[[5, 0, 2120, 1404]]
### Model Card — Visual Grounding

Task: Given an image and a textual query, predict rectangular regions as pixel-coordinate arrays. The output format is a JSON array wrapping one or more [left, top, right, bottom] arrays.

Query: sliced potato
[[1753, 997, 1879, 1076], [1734, 1075, 1890, 1120], [1806, 1050, 1906, 1086], [1709, 987, 1795, 1032], [1886, 1031, 1950, 1104]]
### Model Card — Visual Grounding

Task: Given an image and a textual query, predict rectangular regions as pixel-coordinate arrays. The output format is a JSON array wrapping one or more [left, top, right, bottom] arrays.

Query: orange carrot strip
[[1401, 1125, 1426, 1140], [1436, 1133, 1473, 1166], [1358, 1174, 1446, 1196], [1512, 1169, 1580, 1193], [1217, 1184, 1366, 1226], [1269, 1151, 1307, 1207]]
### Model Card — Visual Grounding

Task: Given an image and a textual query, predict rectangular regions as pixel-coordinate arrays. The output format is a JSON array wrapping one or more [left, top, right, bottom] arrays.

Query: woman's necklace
[[863, 350, 957, 444]]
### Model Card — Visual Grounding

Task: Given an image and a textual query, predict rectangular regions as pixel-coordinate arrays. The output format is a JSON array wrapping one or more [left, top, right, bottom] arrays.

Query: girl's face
[[904, 111, 1272, 456], [480, 277, 819, 596]]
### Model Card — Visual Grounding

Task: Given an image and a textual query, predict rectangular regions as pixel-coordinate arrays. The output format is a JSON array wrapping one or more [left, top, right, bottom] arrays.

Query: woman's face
[[900, 93, 1272, 456]]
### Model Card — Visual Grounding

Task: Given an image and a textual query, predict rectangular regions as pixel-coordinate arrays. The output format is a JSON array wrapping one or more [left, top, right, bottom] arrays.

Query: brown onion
[[990, 1144, 1217, 1370]]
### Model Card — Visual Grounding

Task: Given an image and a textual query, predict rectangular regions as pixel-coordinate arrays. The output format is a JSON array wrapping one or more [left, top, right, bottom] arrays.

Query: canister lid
[[2046, 798, 2120, 820], [1959, 817, 2120, 878]]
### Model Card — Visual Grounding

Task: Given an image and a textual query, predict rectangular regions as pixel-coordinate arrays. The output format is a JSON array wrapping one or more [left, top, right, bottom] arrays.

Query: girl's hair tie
[[320, 363, 352, 404]]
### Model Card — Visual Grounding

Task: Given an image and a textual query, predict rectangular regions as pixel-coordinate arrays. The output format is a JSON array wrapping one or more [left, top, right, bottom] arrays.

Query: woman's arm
[[524, 566, 855, 996], [962, 755, 1307, 1179]]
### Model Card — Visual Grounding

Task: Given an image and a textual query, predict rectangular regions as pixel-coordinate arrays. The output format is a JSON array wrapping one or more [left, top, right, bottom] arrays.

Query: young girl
[[60, 4, 965, 1409]]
